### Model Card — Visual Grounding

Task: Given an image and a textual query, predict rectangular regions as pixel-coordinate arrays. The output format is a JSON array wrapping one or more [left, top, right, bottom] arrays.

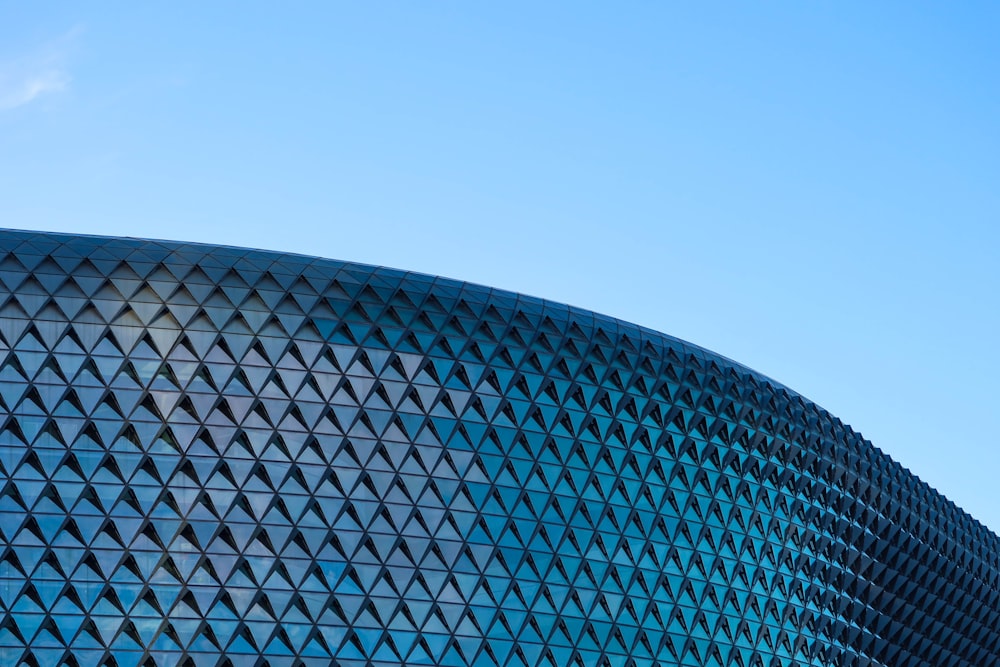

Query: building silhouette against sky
[[0, 229, 996, 666]]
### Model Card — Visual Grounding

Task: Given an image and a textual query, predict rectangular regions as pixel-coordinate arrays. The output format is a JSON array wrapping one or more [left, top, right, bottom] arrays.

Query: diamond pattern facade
[[0, 229, 997, 666]]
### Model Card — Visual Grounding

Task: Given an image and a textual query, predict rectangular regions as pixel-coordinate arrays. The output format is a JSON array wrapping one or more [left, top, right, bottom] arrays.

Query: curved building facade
[[0, 229, 997, 666]]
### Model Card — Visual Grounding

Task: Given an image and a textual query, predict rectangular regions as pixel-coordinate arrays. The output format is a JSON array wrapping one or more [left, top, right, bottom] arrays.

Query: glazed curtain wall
[[0, 230, 997, 666]]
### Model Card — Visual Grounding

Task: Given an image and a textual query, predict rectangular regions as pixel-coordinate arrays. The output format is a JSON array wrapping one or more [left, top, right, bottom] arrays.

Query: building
[[0, 229, 997, 666]]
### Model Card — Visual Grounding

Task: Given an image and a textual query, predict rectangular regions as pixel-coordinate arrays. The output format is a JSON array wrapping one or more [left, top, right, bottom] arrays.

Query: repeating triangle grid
[[0, 229, 996, 666]]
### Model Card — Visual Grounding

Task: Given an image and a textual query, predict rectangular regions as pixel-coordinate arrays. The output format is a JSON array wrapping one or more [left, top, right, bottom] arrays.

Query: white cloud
[[0, 68, 69, 110], [0, 32, 77, 111]]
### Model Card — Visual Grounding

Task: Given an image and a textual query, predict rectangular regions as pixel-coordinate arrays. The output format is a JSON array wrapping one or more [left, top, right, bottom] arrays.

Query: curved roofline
[[2, 226, 996, 544]]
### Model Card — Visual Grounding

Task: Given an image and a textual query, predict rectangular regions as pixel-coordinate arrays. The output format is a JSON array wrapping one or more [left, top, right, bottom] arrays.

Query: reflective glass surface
[[0, 229, 997, 666]]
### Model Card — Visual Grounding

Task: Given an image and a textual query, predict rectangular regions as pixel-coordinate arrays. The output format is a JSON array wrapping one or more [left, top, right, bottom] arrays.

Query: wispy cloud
[[0, 31, 78, 111], [0, 67, 69, 111]]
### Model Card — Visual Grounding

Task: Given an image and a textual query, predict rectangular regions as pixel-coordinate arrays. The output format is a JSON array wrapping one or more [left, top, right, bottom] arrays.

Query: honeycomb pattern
[[0, 229, 997, 666]]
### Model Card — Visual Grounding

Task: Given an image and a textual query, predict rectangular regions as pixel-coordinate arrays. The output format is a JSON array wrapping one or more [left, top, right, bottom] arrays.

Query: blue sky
[[2, 3, 999, 530]]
